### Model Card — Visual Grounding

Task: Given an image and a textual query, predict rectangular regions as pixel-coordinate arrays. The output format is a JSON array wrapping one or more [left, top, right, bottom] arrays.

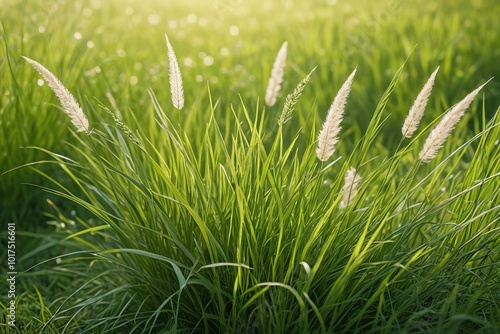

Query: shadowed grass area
[[1, 0, 499, 332]]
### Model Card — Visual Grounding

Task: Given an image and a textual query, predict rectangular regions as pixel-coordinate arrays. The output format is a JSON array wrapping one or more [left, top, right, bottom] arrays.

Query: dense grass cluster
[[1, 0, 500, 333]]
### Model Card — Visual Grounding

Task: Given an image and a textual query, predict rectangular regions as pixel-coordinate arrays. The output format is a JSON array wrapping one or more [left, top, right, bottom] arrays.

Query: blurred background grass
[[1, 0, 499, 329]]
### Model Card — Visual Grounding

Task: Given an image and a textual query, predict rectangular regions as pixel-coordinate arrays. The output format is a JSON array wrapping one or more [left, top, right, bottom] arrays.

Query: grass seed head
[[402, 66, 440, 138], [265, 41, 288, 107], [340, 167, 362, 209], [419, 78, 492, 162], [165, 34, 185, 110], [316, 67, 357, 161], [22, 56, 90, 133], [278, 66, 316, 126]]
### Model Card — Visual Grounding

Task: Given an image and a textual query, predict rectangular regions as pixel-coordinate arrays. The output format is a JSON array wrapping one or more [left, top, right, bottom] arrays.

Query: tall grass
[[1, 0, 500, 333], [13, 38, 499, 332]]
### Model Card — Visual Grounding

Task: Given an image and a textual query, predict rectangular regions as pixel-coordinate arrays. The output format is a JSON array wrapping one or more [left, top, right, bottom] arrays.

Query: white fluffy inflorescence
[[265, 41, 288, 107], [402, 66, 440, 138], [23, 56, 89, 133], [316, 67, 357, 161], [340, 167, 362, 209], [419, 79, 492, 162], [166, 34, 185, 110]]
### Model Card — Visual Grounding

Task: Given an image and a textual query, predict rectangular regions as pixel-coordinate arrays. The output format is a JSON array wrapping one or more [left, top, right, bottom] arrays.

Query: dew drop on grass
[[148, 14, 161, 25], [210, 76, 219, 84], [220, 47, 229, 56], [187, 13, 197, 24], [168, 20, 177, 29], [85, 66, 102, 77], [149, 64, 160, 75], [203, 56, 214, 66], [117, 49, 126, 57], [87, 41, 94, 48], [83, 7, 92, 17], [195, 74, 203, 82], [74, 31, 82, 40], [130, 76, 138, 85], [184, 57, 194, 67], [38, 26, 45, 33], [229, 25, 239, 36], [90, 0, 101, 10], [198, 17, 208, 26], [37, 79, 44, 87]]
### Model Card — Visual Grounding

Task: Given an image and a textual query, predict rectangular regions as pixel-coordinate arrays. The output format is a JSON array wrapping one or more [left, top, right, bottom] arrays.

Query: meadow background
[[1, 0, 500, 332]]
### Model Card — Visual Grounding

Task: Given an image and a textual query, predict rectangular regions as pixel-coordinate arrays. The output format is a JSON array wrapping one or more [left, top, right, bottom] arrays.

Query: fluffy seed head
[[165, 34, 184, 110], [278, 67, 316, 126], [340, 167, 362, 209], [22, 56, 89, 133], [402, 66, 439, 138], [265, 41, 287, 107], [419, 79, 492, 163], [316, 67, 357, 161]]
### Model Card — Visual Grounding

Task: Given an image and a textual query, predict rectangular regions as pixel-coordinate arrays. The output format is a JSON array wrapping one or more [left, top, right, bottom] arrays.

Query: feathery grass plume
[[419, 78, 492, 163], [339, 167, 362, 209], [165, 34, 184, 110], [402, 66, 440, 138], [22, 56, 89, 133], [316, 67, 357, 161], [104, 107, 142, 148], [265, 41, 288, 107], [278, 67, 316, 125]]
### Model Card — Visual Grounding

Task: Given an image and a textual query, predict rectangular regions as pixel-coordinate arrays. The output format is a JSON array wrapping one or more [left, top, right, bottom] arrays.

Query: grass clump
[[1, 0, 499, 333], [13, 34, 499, 333]]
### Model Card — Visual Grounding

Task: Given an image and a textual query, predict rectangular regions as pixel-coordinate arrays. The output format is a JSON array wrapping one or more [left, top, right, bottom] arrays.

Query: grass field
[[1, 0, 500, 332]]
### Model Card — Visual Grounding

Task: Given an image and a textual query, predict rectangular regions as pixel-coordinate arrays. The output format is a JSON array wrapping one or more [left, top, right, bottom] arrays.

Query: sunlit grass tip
[[265, 41, 288, 107], [419, 78, 493, 163], [339, 167, 362, 209], [402, 66, 440, 138], [278, 66, 316, 126], [22, 56, 90, 133], [165, 34, 185, 110], [316, 67, 357, 161]]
